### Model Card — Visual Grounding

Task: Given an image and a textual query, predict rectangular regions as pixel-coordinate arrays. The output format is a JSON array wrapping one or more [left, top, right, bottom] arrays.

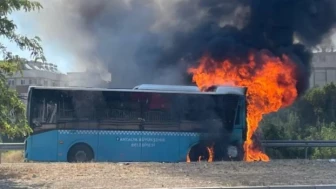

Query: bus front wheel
[[226, 143, 244, 161], [67, 143, 94, 163]]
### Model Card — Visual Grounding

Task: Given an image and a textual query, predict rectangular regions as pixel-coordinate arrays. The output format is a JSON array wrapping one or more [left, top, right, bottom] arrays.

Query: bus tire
[[227, 143, 244, 161], [187, 143, 210, 162], [67, 143, 94, 163]]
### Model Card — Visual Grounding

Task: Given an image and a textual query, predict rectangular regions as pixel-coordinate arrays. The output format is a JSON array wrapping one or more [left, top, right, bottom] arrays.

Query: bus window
[[104, 92, 141, 120], [55, 90, 101, 130], [179, 94, 212, 132], [58, 92, 75, 121], [234, 104, 241, 126], [179, 94, 240, 133], [147, 93, 171, 111], [213, 95, 240, 132], [71, 91, 100, 120], [99, 91, 141, 130], [30, 89, 60, 131], [142, 92, 179, 131]]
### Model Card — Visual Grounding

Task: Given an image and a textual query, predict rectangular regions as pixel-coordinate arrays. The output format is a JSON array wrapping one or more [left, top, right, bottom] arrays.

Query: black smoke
[[149, 0, 336, 95], [24, 0, 336, 92]]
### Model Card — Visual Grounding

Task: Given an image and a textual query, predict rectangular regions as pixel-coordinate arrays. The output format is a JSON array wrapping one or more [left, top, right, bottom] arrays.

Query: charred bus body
[[24, 84, 247, 162], [133, 84, 247, 162]]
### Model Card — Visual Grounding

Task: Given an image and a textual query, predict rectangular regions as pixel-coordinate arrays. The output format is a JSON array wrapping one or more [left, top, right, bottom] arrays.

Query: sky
[[2, 13, 73, 73]]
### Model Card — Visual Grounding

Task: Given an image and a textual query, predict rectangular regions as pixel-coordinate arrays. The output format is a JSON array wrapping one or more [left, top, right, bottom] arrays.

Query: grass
[[0, 160, 335, 188], [1, 150, 24, 163]]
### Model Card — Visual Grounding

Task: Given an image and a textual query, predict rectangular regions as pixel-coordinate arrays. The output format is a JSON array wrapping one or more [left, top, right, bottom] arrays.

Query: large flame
[[188, 51, 298, 162]]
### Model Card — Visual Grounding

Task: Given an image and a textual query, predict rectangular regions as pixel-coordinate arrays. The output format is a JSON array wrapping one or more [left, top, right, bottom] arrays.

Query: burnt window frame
[[28, 89, 245, 134], [140, 92, 180, 132]]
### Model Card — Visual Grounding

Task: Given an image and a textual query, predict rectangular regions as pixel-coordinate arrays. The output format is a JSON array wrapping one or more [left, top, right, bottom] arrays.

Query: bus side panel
[[28, 130, 58, 161], [97, 130, 142, 162], [141, 132, 180, 162], [57, 130, 99, 162], [179, 132, 200, 161], [97, 130, 119, 162]]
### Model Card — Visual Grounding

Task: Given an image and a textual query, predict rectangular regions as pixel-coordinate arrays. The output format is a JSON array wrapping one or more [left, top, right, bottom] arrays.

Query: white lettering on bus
[[119, 138, 138, 142], [119, 137, 165, 142], [131, 143, 156, 148], [140, 138, 165, 142], [118, 137, 166, 148]]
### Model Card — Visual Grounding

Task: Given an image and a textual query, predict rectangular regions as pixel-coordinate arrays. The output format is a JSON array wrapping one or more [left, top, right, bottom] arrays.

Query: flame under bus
[[24, 84, 247, 162]]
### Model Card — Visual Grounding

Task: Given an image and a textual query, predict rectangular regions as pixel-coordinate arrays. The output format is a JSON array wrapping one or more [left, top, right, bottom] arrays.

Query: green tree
[[311, 122, 336, 159], [298, 83, 336, 128], [0, 0, 45, 137], [323, 83, 336, 123], [262, 83, 336, 159]]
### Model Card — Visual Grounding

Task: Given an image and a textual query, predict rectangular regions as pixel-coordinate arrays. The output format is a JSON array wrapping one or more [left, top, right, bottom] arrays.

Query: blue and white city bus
[[24, 84, 247, 162]]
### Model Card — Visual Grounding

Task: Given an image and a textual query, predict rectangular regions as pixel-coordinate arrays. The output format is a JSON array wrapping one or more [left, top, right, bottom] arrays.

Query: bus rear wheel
[[67, 143, 94, 163], [187, 144, 211, 162]]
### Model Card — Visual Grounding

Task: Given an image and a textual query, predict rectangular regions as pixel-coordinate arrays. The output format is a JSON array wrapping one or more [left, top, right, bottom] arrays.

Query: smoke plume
[[23, 0, 336, 91], [154, 0, 336, 95]]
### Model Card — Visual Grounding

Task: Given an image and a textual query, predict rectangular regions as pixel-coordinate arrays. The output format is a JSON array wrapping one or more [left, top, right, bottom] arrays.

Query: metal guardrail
[[0, 143, 24, 151], [262, 140, 336, 147], [262, 140, 336, 159]]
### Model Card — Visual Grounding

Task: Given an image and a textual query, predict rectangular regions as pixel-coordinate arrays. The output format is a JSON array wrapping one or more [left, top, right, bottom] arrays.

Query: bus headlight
[[227, 145, 238, 158]]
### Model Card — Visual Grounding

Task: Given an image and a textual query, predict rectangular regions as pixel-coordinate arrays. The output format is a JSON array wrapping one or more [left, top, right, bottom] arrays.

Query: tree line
[[260, 82, 336, 159], [0, 0, 45, 138]]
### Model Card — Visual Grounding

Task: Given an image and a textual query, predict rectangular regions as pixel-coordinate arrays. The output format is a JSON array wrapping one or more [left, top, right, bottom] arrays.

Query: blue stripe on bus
[[58, 130, 200, 137]]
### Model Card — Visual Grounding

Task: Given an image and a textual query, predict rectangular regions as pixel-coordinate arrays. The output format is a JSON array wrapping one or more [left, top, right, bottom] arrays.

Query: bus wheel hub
[[75, 151, 87, 162]]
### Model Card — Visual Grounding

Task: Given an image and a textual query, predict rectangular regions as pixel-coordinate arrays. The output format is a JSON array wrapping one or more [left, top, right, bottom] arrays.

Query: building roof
[[23, 61, 62, 74]]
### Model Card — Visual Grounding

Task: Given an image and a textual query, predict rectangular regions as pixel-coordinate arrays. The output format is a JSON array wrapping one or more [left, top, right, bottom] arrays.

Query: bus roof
[[28, 84, 247, 96], [133, 84, 201, 92], [133, 84, 246, 95]]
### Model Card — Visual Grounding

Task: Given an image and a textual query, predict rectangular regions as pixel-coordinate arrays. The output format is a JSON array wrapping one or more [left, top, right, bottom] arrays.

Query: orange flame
[[207, 145, 214, 162], [186, 144, 215, 162], [186, 154, 191, 162], [188, 51, 298, 162]]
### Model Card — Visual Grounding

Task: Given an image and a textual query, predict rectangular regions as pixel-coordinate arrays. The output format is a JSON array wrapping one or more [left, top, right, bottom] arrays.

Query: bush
[[261, 83, 336, 159]]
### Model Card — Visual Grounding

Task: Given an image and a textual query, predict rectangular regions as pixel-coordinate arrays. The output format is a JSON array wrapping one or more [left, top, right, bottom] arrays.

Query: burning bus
[[24, 84, 247, 162]]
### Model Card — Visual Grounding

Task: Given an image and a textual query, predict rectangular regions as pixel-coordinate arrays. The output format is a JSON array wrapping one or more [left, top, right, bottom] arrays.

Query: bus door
[[29, 89, 61, 161], [98, 91, 143, 162], [231, 96, 245, 143], [140, 93, 180, 162]]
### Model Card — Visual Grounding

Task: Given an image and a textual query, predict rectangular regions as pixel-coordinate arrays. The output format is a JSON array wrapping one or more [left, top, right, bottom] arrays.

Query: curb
[[146, 185, 336, 189]]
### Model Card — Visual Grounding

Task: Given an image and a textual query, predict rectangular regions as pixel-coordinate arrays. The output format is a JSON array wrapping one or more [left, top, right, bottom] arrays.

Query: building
[[5, 61, 111, 104], [310, 47, 336, 88], [6, 61, 67, 104]]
